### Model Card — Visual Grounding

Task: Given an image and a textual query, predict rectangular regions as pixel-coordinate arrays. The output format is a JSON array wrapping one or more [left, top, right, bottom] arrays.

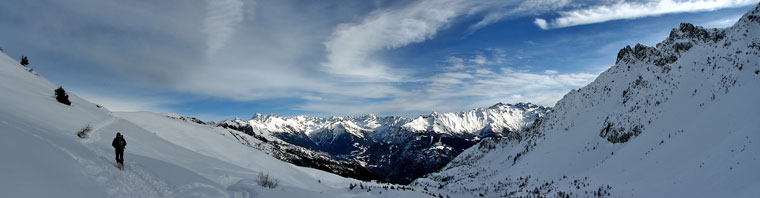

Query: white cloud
[[296, 52, 600, 116], [443, 56, 467, 70], [13, 0, 709, 117], [75, 91, 173, 113], [534, 18, 549, 30], [699, 14, 743, 28], [443, 49, 507, 70], [322, 0, 543, 82], [322, 0, 471, 82], [296, 67, 599, 116], [469, 0, 571, 31], [203, 0, 245, 56], [189, 113, 236, 122], [320, 0, 576, 83], [536, 0, 756, 29], [301, 95, 323, 101], [470, 54, 487, 65]]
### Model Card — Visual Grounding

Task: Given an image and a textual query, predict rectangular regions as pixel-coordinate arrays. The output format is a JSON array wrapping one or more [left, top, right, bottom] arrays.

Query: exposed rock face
[[413, 4, 760, 197]]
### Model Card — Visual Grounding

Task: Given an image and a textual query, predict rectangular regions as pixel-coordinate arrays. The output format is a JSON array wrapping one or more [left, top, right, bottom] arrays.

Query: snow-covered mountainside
[[220, 102, 549, 184], [0, 52, 427, 197], [414, 3, 760, 198], [172, 114, 384, 182]]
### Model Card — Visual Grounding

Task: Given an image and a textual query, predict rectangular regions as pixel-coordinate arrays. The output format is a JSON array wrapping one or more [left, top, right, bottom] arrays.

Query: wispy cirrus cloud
[[298, 51, 600, 116], [535, 0, 757, 29], [699, 14, 744, 28], [4, 0, 752, 118], [75, 91, 174, 113], [203, 0, 245, 56], [420, 54, 599, 108], [322, 0, 473, 82], [469, 0, 570, 31], [322, 0, 574, 82], [322, 0, 577, 82]]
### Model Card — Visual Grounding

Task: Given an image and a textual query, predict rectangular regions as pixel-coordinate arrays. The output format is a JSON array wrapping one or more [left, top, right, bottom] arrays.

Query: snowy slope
[[0, 52, 426, 197], [414, 3, 760, 198], [402, 103, 547, 136]]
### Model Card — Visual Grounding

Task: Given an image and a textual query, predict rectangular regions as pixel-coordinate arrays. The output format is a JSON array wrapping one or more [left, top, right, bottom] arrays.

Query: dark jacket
[[112, 135, 127, 150]]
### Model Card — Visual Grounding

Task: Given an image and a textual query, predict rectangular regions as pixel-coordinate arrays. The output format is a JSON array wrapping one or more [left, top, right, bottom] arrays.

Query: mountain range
[[217, 102, 549, 184], [1, 2, 759, 198]]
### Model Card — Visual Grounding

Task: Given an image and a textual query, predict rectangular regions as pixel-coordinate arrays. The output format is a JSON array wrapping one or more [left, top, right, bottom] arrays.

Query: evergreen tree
[[54, 86, 71, 106], [20, 56, 29, 66]]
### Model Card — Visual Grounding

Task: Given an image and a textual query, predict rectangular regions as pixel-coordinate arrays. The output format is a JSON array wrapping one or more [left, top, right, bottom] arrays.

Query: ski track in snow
[[78, 117, 230, 198], [0, 35, 430, 197], [66, 118, 174, 198], [7, 4, 758, 198]]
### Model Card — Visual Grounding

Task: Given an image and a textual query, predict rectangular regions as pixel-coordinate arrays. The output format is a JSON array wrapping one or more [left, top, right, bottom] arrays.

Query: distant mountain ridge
[[219, 102, 549, 183]]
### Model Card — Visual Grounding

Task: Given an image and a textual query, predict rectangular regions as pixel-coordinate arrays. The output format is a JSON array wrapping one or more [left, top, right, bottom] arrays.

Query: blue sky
[[0, 0, 756, 121]]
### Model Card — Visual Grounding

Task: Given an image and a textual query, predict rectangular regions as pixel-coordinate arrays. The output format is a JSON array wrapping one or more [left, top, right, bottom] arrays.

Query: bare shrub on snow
[[257, 172, 279, 189], [76, 124, 92, 139]]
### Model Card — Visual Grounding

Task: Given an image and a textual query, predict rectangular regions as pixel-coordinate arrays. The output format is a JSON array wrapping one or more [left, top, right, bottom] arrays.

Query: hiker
[[112, 132, 127, 167]]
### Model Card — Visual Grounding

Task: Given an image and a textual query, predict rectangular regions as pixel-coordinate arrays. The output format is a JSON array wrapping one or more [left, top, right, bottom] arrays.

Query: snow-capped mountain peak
[[219, 102, 549, 183], [414, 3, 760, 197], [400, 102, 549, 136], [238, 102, 549, 140]]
